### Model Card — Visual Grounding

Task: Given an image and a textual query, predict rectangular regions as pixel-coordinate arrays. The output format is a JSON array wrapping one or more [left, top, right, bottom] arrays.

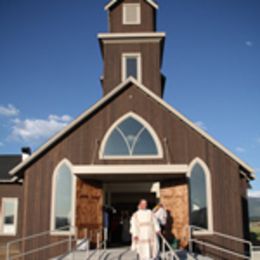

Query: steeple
[[99, 0, 165, 97]]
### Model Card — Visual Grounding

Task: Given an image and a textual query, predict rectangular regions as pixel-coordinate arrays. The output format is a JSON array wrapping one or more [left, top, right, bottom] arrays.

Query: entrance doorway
[[103, 182, 159, 247]]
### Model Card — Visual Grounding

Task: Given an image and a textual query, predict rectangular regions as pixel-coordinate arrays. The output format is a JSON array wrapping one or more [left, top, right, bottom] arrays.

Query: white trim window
[[188, 158, 214, 234], [123, 3, 141, 25], [122, 53, 142, 82], [0, 198, 18, 236], [51, 159, 76, 235], [100, 112, 163, 159]]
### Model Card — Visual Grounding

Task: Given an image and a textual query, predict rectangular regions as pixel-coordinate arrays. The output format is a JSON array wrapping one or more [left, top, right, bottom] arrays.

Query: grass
[[250, 225, 260, 245]]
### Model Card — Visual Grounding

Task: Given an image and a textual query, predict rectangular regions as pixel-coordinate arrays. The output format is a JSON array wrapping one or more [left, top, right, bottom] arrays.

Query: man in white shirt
[[130, 199, 161, 260], [153, 203, 167, 232]]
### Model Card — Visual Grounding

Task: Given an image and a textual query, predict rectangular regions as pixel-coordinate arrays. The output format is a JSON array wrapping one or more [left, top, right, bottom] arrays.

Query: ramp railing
[[6, 225, 76, 260], [185, 225, 253, 259], [159, 233, 180, 260]]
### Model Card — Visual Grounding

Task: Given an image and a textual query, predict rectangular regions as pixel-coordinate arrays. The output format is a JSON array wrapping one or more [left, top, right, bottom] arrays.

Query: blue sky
[[0, 0, 259, 192]]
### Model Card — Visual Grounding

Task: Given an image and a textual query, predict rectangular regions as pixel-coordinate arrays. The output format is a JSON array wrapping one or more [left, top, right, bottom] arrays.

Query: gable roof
[[0, 155, 21, 182], [105, 0, 159, 10], [9, 77, 255, 178]]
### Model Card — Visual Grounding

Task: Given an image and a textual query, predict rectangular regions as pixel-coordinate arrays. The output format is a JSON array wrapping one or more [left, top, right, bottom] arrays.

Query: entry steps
[[59, 247, 213, 260]]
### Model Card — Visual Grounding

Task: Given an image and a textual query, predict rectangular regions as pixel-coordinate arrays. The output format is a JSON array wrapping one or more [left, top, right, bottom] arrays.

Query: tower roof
[[105, 0, 159, 10]]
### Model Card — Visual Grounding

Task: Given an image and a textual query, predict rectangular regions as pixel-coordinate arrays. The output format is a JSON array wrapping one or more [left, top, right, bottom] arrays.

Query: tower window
[[123, 4, 141, 25], [122, 53, 142, 82]]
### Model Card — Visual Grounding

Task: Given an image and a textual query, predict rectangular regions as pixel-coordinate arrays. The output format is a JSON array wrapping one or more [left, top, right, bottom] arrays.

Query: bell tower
[[99, 0, 166, 97]]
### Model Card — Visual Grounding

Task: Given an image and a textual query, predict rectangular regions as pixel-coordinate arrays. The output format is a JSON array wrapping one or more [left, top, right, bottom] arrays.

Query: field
[[250, 223, 260, 245]]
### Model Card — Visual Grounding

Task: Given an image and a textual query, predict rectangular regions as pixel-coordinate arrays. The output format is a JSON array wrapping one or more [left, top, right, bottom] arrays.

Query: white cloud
[[249, 190, 260, 198], [10, 114, 72, 142], [245, 41, 254, 47], [0, 142, 3, 147], [195, 121, 207, 131], [257, 138, 260, 144], [0, 104, 19, 117], [236, 146, 246, 153]]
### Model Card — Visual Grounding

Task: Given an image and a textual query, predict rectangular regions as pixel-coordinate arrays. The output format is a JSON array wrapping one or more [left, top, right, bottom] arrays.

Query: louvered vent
[[123, 4, 141, 24]]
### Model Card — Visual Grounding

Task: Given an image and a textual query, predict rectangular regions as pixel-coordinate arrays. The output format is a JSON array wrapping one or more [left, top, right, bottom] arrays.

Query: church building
[[0, 0, 254, 259]]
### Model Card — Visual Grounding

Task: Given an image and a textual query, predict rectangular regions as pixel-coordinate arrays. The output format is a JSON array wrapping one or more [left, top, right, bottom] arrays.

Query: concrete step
[[58, 248, 214, 260], [61, 247, 137, 260]]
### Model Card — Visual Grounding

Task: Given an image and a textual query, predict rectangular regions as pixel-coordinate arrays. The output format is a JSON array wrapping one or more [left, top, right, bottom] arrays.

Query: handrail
[[186, 225, 253, 259], [6, 225, 76, 260], [159, 233, 179, 260], [190, 238, 251, 259], [190, 225, 252, 248], [10, 239, 71, 260], [95, 227, 108, 258]]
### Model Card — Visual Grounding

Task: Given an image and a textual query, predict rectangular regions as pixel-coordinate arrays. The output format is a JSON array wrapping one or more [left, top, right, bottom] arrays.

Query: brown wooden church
[[0, 0, 255, 259]]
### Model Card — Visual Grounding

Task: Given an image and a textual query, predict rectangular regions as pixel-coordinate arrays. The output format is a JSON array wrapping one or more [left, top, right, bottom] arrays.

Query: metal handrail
[[10, 239, 71, 260], [190, 225, 253, 248], [159, 233, 179, 260], [6, 225, 76, 260], [186, 225, 253, 259], [95, 227, 108, 258], [190, 238, 251, 259]]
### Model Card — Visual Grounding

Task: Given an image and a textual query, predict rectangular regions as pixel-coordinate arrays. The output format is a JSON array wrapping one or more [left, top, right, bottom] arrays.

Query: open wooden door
[[76, 178, 103, 243], [160, 178, 189, 248]]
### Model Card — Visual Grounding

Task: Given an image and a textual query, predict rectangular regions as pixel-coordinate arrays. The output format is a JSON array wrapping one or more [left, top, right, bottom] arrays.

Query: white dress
[[130, 209, 160, 260]]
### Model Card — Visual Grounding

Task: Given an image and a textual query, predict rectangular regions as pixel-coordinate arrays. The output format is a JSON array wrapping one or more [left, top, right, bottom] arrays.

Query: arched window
[[51, 160, 75, 233], [100, 113, 163, 159], [188, 158, 213, 232]]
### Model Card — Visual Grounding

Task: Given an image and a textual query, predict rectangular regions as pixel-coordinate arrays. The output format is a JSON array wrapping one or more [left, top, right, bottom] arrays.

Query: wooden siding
[[20, 83, 248, 259], [103, 42, 163, 96], [109, 0, 156, 33]]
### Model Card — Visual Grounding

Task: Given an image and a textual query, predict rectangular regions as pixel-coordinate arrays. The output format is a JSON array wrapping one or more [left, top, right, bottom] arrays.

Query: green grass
[[250, 225, 260, 244]]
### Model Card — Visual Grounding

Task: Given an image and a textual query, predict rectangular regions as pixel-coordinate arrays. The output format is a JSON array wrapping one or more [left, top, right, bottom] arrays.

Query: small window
[[100, 113, 163, 159], [0, 198, 18, 236], [123, 4, 141, 25], [122, 53, 141, 82]]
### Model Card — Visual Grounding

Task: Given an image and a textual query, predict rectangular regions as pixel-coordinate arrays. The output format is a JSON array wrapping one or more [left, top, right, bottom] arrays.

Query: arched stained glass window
[[101, 114, 162, 158], [52, 160, 75, 233], [189, 159, 213, 232]]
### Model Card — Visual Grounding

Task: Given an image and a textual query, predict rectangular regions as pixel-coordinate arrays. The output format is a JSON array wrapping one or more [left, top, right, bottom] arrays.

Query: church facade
[[0, 0, 254, 259]]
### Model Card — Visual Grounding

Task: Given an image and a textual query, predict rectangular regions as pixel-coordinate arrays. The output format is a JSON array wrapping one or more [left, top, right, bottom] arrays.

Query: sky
[[0, 0, 259, 192]]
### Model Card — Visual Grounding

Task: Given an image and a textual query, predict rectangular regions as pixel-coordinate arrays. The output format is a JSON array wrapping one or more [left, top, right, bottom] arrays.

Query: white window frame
[[122, 53, 142, 82], [99, 112, 163, 160], [123, 3, 141, 25], [0, 198, 18, 236], [187, 158, 214, 235], [50, 159, 76, 236]]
